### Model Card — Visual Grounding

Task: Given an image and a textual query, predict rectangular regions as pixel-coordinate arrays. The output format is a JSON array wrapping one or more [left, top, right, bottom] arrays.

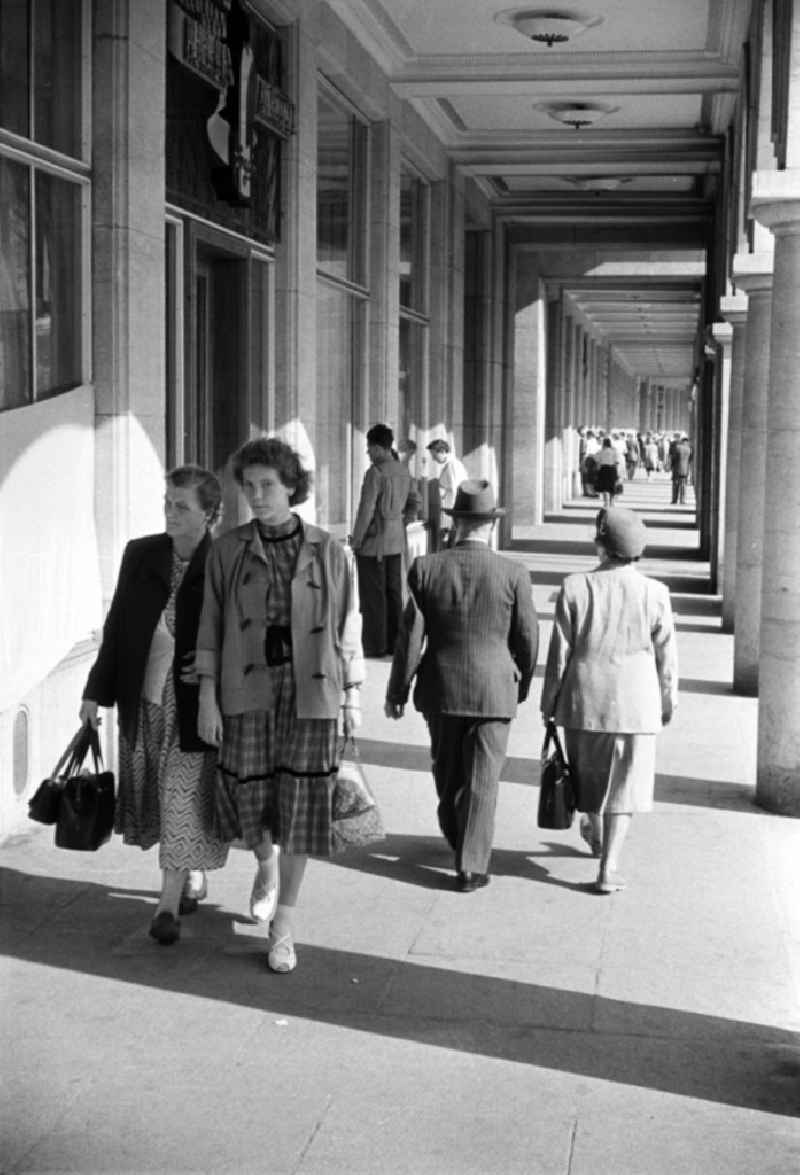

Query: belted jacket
[[195, 519, 364, 719]]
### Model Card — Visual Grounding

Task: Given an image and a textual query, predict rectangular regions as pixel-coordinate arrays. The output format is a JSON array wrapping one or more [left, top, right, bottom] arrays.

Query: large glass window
[[316, 83, 369, 530], [0, 157, 31, 410], [399, 166, 427, 314], [315, 279, 365, 528], [34, 171, 81, 397], [0, 0, 30, 138], [0, 0, 86, 411], [317, 89, 367, 284], [34, 0, 83, 157], [398, 164, 429, 450]]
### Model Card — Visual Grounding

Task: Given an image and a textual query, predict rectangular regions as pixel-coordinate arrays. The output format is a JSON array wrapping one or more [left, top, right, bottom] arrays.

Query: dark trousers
[[426, 714, 511, 874], [355, 553, 403, 657], [672, 475, 687, 504]]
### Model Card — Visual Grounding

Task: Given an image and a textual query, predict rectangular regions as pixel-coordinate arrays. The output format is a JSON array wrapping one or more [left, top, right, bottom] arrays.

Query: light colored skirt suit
[[541, 563, 678, 814]]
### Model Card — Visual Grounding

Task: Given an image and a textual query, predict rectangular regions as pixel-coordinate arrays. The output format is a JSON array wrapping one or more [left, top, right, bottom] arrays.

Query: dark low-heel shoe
[[149, 911, 181, 945]]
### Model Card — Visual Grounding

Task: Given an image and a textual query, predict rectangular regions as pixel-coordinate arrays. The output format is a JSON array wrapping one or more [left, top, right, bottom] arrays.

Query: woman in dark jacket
[[80, 466, 228, 944]]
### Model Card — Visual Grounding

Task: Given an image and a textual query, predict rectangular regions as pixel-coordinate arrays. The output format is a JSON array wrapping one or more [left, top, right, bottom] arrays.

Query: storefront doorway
[[166, 220, 274, 531]]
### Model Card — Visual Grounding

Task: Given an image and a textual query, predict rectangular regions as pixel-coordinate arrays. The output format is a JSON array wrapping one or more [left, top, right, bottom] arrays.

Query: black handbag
[[28, 729, 86, 825], [54, 725, 116, 852], [537, 721, 576, 830], [331, 737, 385, 852]]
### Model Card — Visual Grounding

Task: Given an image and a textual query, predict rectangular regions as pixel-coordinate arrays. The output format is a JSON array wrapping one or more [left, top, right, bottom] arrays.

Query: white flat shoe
[[267, 931, 297, 973]]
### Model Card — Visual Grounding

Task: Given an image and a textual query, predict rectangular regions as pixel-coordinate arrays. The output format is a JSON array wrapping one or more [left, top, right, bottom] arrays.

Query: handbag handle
[[50, 728, 88, 780], [64, 724, 104, 777], [542, 719, 567, 764]]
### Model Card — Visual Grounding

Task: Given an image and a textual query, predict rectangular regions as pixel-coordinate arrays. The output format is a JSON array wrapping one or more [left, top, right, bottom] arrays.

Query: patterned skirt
[[216, 663, 338, 856], [117, 674, 229, 872], [564, 730, 656, 815]]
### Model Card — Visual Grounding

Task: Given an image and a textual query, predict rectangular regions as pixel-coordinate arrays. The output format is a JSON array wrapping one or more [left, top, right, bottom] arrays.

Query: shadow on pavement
[[1, 865, 797, 1118], [354, 737, 758, 814], [328, 833, 593, 895]]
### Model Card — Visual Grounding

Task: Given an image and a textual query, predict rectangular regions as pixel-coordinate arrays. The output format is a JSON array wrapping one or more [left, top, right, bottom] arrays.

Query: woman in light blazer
[[540, 508, 678, 893]]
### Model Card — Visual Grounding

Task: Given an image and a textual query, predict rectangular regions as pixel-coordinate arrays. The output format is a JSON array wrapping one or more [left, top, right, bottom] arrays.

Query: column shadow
[[1, 866, 797, 1118]]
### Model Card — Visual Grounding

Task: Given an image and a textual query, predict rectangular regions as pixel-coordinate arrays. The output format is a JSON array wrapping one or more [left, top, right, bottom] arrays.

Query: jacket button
[[240, 618, 251, 630], [310, 625, 323, 634], [244, 664, 254, 675], [242, 573, 251, 585]]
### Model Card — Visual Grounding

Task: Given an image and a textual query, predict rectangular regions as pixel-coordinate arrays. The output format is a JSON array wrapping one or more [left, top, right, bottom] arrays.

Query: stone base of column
[[755, 769, 800, 816]]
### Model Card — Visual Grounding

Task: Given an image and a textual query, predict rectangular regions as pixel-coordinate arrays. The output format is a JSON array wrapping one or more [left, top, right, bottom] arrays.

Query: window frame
[[0, 0, 91, 411]]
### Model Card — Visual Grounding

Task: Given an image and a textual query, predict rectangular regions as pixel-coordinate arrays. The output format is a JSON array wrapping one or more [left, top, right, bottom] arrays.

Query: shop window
[[317, 88, 368, 285], [0, 0, 87, 412], [399, 166, 428, 315], [315, 82, 369, 530], [316, 277, 365, 529], [399, 165, 430, 449]]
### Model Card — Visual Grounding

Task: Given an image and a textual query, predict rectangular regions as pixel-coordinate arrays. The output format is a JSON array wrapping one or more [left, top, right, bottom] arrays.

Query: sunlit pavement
[[2, 476, 799, 1174]]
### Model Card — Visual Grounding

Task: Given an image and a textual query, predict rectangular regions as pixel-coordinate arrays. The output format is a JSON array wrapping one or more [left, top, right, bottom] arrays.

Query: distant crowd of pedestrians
[[579, 427, 693, 505]]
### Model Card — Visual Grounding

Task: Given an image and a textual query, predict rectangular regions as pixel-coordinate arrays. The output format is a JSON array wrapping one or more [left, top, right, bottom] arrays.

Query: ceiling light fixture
[[495, 8, 604, 47], [535, 100, 620, 129]]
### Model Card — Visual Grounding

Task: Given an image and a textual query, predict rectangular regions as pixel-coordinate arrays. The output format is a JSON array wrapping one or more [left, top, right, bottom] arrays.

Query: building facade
[[2, 0, 800, 831]]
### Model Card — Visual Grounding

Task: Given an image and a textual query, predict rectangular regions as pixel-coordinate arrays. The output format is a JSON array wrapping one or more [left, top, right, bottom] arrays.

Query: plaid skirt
[[216, 663, 338, 856]]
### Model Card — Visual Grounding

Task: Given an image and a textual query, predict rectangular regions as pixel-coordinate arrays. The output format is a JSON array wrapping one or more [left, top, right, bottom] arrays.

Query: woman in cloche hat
[[540, 507, 679, 892]]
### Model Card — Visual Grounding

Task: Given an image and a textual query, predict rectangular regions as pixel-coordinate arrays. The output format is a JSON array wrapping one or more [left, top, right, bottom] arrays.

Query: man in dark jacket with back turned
[[385, 480, 539, 891]]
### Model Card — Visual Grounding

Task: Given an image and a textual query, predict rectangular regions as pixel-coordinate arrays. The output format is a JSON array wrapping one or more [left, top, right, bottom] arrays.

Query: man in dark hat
[[385, 480, 539, 891]]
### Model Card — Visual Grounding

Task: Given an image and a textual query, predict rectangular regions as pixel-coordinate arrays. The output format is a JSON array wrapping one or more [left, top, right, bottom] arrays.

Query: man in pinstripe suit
[[385, 480, 539, 891]]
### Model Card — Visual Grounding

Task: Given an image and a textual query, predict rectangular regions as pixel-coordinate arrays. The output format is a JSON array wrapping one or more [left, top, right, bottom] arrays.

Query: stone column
[[709, 322, 733, 596], [543, 292, 564, 513], [750, 175, 800, 812], [93, 0, 167, 600], [719, 294, 749, 630], [730, 255, 773, 694]]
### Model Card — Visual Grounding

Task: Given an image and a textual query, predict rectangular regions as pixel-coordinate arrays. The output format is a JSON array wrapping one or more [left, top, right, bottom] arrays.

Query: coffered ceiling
[[326, 0, 753, 381]]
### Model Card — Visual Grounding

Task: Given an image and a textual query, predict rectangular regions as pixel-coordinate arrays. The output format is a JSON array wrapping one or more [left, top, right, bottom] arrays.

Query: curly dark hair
[[231, 437, 311, 505], [167, 465, 223, 526]]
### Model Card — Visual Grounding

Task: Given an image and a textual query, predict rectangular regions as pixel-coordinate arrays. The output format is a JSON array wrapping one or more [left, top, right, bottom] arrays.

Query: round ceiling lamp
[[495, 8, 604, 47], [535, 100, 620, 129]]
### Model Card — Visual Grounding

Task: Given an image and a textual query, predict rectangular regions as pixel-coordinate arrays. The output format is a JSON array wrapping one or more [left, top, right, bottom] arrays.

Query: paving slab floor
[[2, 476, 799, 1174]]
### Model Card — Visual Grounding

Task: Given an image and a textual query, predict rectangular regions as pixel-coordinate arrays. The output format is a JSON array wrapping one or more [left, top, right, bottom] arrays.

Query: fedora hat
[[444, 479, 506, 519]]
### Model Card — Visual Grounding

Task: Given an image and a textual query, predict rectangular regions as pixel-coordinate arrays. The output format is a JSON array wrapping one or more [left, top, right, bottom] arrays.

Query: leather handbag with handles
[[537, 720, 576, 830], [28, 729, 87, 826], [54, 725, 116, 852]]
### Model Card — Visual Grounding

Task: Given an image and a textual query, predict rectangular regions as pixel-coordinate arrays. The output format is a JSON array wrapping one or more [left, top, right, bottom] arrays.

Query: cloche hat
[[444, 479, 506, 519], [595, 507, 647, 559]]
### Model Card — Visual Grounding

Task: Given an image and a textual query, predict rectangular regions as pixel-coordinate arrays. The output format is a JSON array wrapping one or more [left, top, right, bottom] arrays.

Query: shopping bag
[[54, 725, 116, 851], [537, 721, 575, 830], [331, 738, 385, 852]]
